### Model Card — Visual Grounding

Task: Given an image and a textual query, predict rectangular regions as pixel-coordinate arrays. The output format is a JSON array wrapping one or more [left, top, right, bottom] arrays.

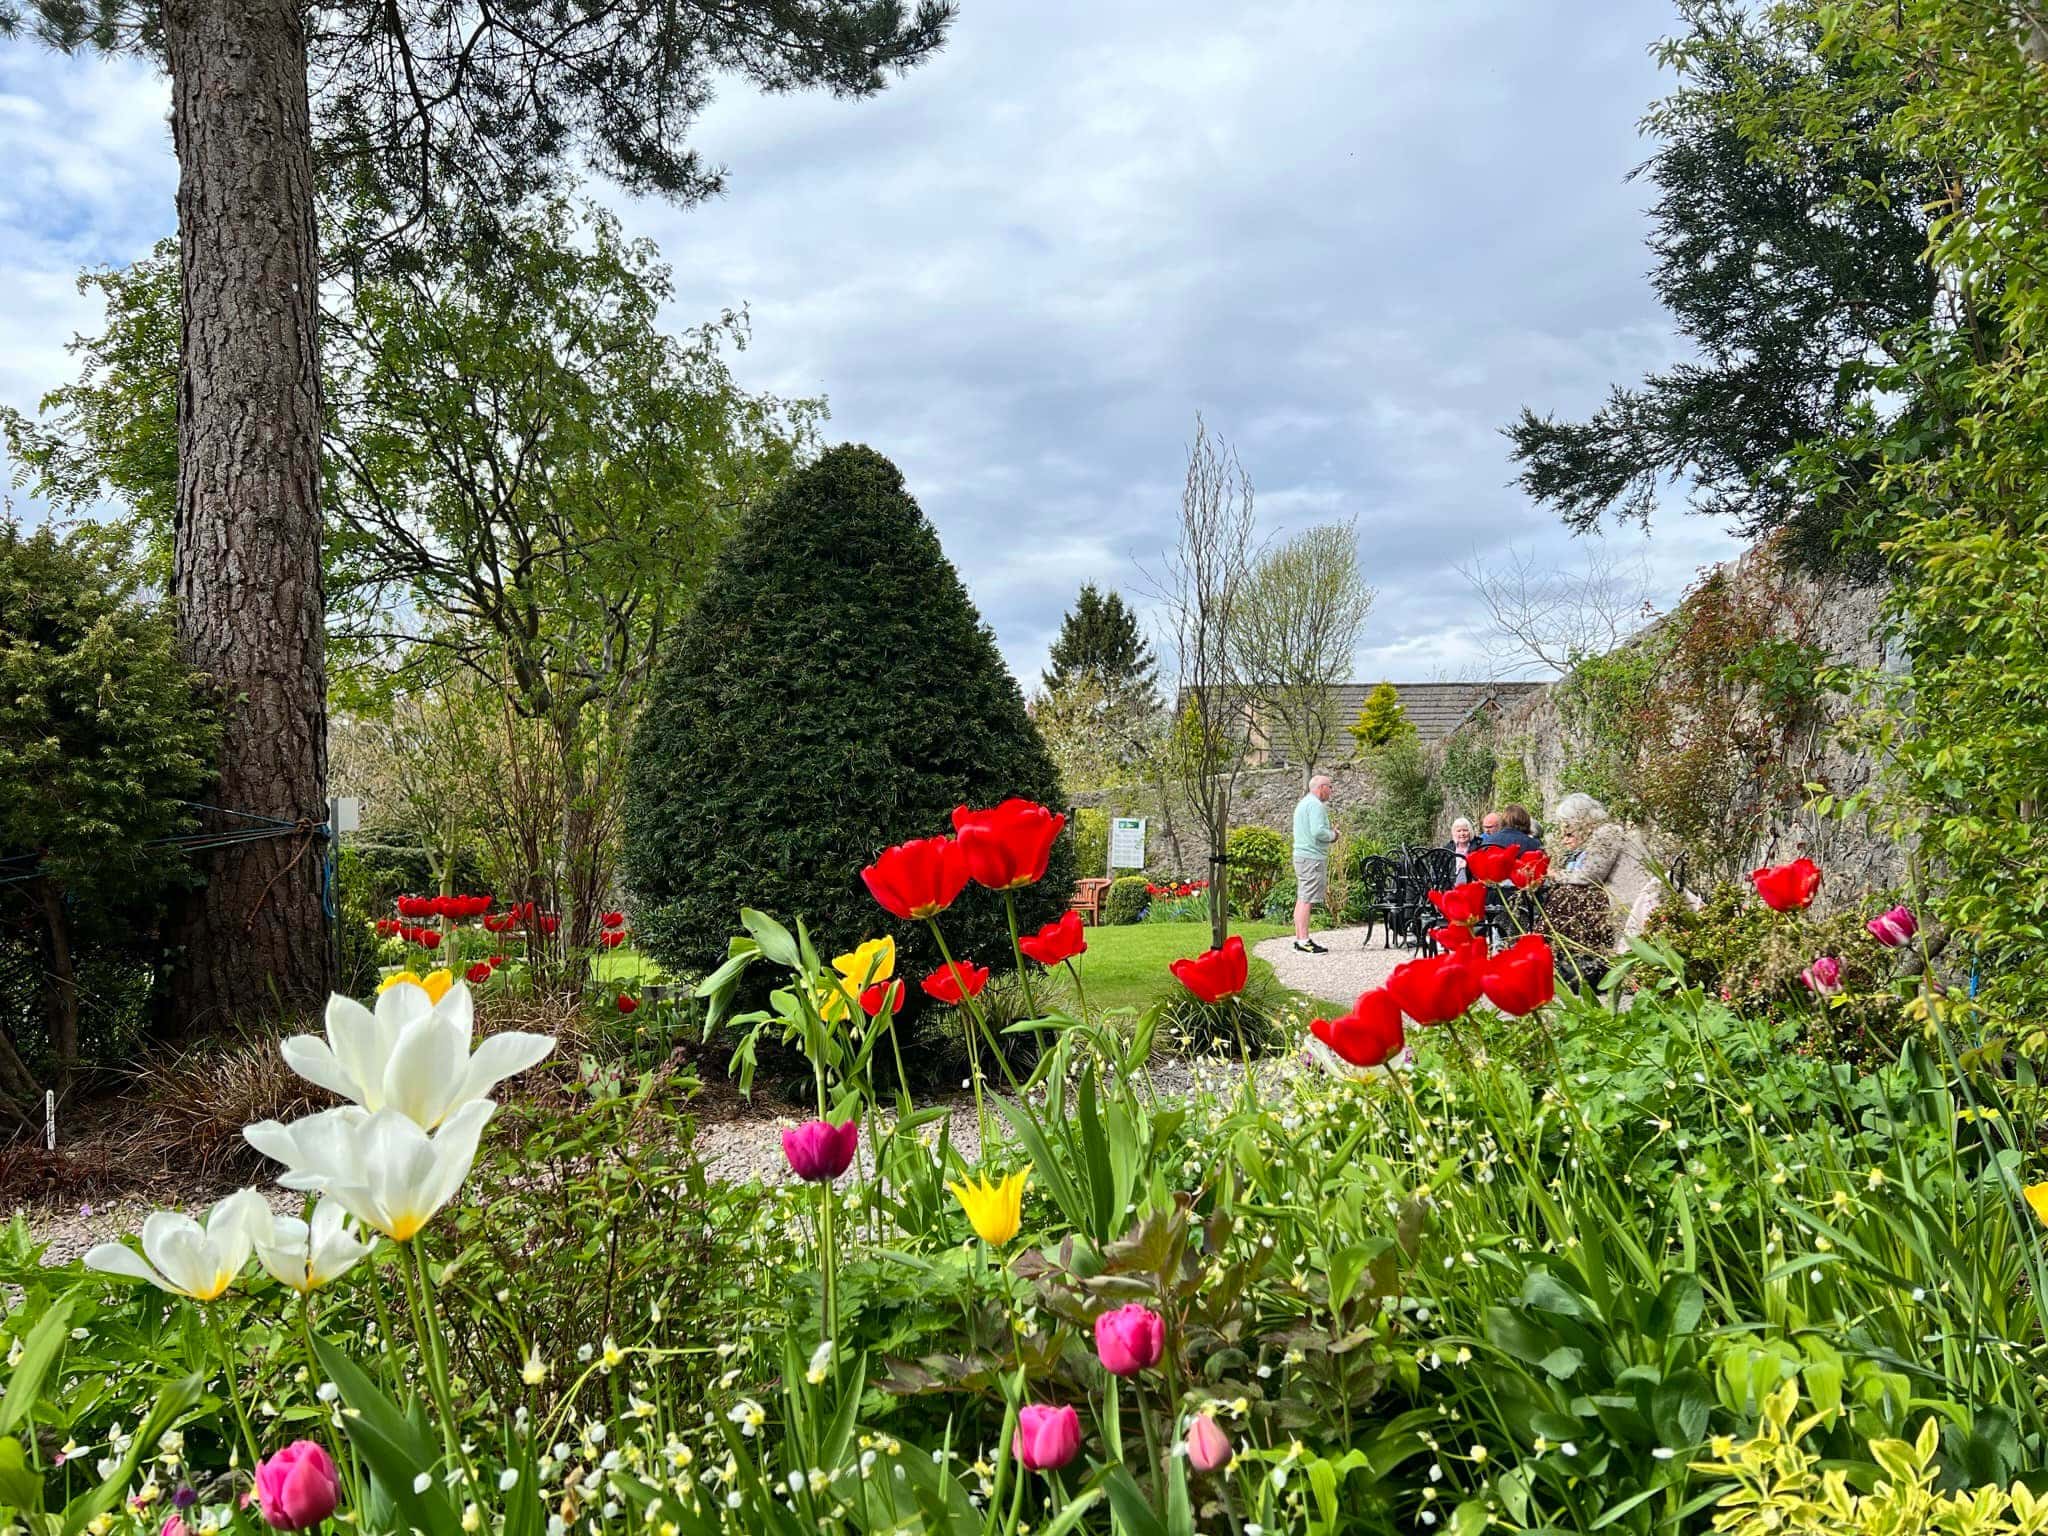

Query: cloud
[[0, 0, 1744, 685]]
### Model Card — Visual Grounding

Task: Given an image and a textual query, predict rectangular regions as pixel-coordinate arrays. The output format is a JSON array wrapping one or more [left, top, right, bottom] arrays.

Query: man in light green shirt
[[1291, 775, 1336, 953]]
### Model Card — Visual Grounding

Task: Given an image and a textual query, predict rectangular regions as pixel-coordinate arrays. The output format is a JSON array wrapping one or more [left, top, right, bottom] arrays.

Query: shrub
[[1152, 968, 1292, 1057], [1104, 874, 1151, 926], [1224, 824, 1288, 917], [623, 445, 1073, 983], [1353, 735, 1438, 850], [0, 520, 217, 1113]]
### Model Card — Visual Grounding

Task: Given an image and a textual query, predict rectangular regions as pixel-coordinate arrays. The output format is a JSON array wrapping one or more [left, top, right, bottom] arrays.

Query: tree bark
[[161, 0, 333, 1032]]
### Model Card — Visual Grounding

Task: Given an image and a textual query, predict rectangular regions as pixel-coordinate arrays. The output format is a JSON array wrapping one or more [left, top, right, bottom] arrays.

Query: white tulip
[[254, 1198, 377, 1293], [82, 1188, 271, 1300], [280, 980, 553, 1129], [247, 1101, 495, 1242]]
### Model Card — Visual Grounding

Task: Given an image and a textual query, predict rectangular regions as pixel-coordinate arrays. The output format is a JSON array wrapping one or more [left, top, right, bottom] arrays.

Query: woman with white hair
[[1550, 793, 1663, 945]]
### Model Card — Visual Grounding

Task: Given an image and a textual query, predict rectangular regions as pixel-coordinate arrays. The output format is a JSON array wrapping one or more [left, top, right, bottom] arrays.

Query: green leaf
[[310, 1333, 462, 1536], [0, 1298, 72, 1436]]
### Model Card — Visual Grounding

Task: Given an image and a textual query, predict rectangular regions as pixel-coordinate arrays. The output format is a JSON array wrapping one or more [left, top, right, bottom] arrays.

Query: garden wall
[[1439, 544, 1908, 912]]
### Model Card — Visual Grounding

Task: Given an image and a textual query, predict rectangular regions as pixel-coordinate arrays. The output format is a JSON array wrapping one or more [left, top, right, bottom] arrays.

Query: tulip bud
[[1012, 1404, 1082, 1471], [1185, 1413, 1233, 1472], [781, 1119, 859, 1182], [253, 1441, 341, 1530], [1866, 905, 1917, 948], [1093, 1304, 1165, 1377]]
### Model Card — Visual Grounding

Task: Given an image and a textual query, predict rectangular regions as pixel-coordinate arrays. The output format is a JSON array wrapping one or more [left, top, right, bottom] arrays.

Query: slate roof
[[1325, 681, 1548, 744]]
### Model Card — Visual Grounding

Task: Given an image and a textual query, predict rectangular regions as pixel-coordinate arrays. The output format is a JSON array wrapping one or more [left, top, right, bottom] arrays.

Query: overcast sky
[[0, 0, 1742, 687]]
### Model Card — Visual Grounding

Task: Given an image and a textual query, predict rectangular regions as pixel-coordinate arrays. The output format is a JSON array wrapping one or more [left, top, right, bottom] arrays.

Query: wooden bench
[[1069, 877, 1113, 925]]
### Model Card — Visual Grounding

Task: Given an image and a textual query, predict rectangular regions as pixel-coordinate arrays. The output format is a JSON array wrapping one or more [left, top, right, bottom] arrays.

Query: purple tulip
[[1093, 1303, 1165, 1377], [1866, 905, 1918, 948], [1801, 955, 1843, 998], [1185, 1413, 1234, 1471], [780, 1119, 859, 1182], [1012, 1404, 1082, 1471]]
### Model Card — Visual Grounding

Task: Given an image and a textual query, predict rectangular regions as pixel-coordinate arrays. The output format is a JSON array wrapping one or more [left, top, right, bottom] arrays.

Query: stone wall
[[1435, 545, 1907, 913]]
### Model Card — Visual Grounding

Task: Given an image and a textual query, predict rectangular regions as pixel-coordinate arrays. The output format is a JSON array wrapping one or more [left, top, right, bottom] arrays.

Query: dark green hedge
[[623, 444, 1073, 987]]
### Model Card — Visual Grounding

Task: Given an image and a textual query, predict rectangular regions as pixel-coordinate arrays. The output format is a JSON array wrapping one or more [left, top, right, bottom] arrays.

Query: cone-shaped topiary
[[624, 443, 1074, 994]]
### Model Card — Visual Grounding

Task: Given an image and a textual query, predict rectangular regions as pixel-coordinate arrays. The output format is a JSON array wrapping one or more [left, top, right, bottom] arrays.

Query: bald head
[[1308, 775, 1332, 800]]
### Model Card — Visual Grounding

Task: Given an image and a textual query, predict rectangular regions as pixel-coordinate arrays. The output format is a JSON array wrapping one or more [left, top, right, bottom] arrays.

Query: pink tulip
[[1012, 1404, 1082, 1471], [1866, 905, 1918, 948], [160, 1519, 191, 1536], [780, 1119, 859, 1182], [1093, 1303, 1165, 1377], [1801, 955, 1843, 998], [253, 1441, 340, 1530], [1185, 1413, 1234, 1472]]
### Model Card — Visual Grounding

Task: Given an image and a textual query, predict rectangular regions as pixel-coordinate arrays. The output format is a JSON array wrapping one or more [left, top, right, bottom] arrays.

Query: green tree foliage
[[624, 444, 1073, 982], [1438, 727, 1499, 822], [0, 246, 178, 585], [0, 521, 216, 1113], [1736, 0, 2048, 1020], [1229, 521, 1375, 771], [1504, 0, 1941, 571], [6, 203, 821, 959], [1043, 583, 1158, 712], [1354, 736, 1439, 851], [1347, 681, 1413, 752]]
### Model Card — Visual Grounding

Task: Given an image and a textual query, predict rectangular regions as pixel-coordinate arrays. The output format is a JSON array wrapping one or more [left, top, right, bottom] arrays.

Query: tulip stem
[[1135, 1390, 1167, 1510], [926, 919, 992, 1150], [205, 1304, 262, 1473], [818, 1181, 839, 1344], [1003, 893, 1040, 1023], [400, 1240, 468, 1478]]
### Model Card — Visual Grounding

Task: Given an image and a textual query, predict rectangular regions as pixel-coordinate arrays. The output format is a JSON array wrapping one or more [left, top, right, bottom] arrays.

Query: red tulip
[[921, 959, 990, 1006], [488, 955, 507, 967], [860, 979, 906, 1016], [862, 835, 971, 921], [1431, 924, 1487, 967], [1464, 845, 1519, 884], [482, 911, 513, 933], [418, 930, 441, 951], [601, 910, 625, 929], [464, 961, 492, 985], [1019, 910, 1087, 966], [395, 895, 430, 919], [1385, 952, 1481, 1025], [616, 993, 638, 1014], [1169, 936, 1248, 1005], [1310, 987, 1406, 1067], [1480, 935, 1555, 1016], [780, 1119, 859, 1182], [600, 930, 625, 949], [1428, 883, 1487, 926], [1751, 857, 1822, 912], [538, 914, 560, 936], [1511, 850, 1549, 889], [952, 800, 1067, 891]]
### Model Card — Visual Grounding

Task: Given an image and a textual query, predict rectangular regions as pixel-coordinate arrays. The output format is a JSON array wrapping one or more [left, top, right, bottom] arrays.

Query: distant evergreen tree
[[1347, 682, 1413, 753], [624, 444, 1073, 985], [1043, 584, 1159, 712]]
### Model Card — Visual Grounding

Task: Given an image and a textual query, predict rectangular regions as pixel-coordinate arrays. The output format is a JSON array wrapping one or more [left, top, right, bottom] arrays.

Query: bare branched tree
[[1144, 415, 1260, 948], [1458, 541, 1659, 678], [1229, 519, 1376, 773]]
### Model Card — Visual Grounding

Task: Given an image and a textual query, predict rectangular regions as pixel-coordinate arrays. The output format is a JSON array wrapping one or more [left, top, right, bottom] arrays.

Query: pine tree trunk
[[161, 0, 333, 1032]]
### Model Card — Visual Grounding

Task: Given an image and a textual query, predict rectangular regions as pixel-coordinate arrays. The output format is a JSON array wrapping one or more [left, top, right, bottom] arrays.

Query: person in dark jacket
[[1478, 803, 1542, 855]]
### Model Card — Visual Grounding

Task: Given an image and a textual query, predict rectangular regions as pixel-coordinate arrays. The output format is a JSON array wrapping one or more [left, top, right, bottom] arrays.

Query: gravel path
[[1256, 925, 1409, 1006]]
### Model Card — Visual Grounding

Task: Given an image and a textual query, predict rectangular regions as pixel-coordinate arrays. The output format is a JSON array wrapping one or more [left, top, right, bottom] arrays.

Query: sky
[[0, 0, 1743, 688]]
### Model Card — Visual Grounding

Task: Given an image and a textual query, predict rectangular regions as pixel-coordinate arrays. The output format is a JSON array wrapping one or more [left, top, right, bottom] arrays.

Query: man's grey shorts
[[1293, 855, 1328, 906]]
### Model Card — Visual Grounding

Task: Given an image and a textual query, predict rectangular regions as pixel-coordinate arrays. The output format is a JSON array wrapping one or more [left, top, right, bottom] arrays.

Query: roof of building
[[1328, 681, 1548, 743]]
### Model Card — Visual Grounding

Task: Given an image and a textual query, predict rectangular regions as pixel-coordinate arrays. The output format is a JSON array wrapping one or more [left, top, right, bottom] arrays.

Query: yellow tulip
[[2025, 1181, 2048, 1229], [947, 1166, 1029, 1247], [377, 968, 455, 1003], [821, 937, 896, 1022]]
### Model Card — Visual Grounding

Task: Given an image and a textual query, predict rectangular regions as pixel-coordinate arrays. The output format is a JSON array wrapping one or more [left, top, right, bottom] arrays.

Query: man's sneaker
[[1294, 939, 1329, 954]]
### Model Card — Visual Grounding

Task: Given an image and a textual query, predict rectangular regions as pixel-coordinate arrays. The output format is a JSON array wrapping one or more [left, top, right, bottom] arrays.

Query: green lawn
[[589, 922, 1342, 1012], [1073, 920, 1343, 1013]]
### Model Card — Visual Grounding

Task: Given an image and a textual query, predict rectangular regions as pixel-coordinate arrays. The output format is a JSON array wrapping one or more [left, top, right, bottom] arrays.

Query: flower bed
[[5, 810, 2043, 1534]]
